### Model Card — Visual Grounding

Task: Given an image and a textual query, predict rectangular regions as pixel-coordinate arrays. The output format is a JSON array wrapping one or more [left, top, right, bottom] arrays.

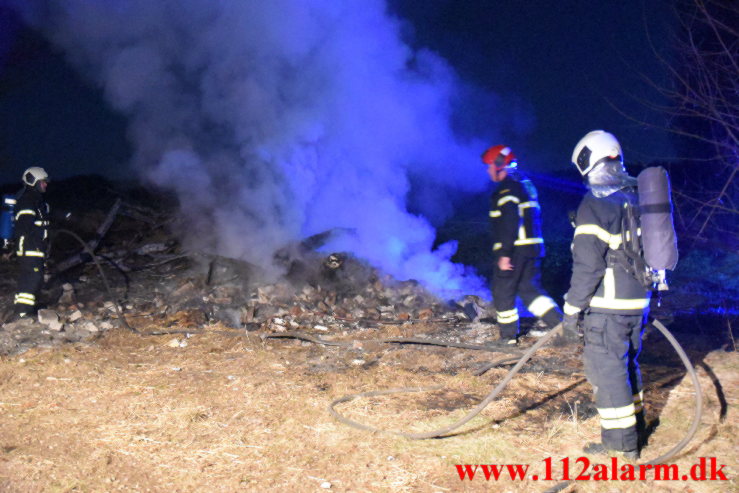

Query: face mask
[[587, 160, 636, 197]]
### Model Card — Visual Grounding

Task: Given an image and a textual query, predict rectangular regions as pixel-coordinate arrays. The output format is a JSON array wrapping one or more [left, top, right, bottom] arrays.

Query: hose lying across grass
[[55, 228, 703, 488], [261, 331, 524, 355], [53, 228, 138, 334], [325, 319, 703, 492], [544, 319, 703, 493], [328, 324, 562, 439]]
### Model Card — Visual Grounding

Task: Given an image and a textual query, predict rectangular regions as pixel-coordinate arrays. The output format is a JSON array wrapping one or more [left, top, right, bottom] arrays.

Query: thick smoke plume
[[11, 0, 505, 298]]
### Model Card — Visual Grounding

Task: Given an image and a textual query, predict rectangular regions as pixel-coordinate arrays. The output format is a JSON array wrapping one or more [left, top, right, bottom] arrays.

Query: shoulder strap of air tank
[[617, 191, 652, 287]]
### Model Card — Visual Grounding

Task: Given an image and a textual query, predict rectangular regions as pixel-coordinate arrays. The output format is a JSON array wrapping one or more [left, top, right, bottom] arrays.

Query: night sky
[[1, 1, 676, 186], [388, 0, 676, 166], [0, 11, 129, 186]]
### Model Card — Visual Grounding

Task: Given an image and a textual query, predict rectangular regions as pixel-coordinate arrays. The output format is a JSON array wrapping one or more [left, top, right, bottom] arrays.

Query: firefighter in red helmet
[[482, 145, 562, 344]]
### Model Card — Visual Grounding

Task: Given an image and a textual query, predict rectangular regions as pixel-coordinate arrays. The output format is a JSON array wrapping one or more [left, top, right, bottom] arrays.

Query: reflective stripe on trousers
[[582, 312, 645, 452], [527, 295, 558, 317], [14, 292, 36, 306], [496, 308, 519, 324]]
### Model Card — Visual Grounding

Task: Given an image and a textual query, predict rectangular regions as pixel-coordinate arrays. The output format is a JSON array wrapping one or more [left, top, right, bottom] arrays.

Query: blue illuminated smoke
[[10, 0, 527, 299]]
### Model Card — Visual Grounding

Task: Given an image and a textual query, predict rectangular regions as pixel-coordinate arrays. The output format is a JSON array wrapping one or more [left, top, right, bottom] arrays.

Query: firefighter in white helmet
[[12, 167, 50, 319], [482, 145, 562, 344], [566, 131, 649, 460]]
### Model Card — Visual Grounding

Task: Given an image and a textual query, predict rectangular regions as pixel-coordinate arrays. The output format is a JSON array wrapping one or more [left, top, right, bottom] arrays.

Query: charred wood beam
[[53, 198, 122, 274]]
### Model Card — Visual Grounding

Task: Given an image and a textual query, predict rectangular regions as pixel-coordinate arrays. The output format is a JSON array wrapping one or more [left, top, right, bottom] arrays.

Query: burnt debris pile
[[0, 176, 487, 355]]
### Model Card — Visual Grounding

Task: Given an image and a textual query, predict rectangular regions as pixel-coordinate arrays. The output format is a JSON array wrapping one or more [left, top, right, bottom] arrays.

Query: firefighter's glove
[[562, 313, 582, 343]]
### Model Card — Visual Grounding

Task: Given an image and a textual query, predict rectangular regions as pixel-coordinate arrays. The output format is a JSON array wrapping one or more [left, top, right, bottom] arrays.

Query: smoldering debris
[[0, 179, 494, 356]]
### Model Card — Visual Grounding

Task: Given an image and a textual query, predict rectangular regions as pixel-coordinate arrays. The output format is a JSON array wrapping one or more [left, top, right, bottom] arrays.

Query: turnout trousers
[[582, 312, 645, 452], [14, 256, 45, 316], [492, 252, 561, 339]]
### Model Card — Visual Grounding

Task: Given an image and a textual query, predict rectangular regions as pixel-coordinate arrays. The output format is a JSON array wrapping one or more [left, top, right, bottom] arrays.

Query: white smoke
[[11, 0, 512, 298]]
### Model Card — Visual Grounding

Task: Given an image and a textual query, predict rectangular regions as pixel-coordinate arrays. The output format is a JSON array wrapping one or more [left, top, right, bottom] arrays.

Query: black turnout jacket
[[14, 187, 50, 259], [489, 173, 544, 258], [564, 188, 650, 316]]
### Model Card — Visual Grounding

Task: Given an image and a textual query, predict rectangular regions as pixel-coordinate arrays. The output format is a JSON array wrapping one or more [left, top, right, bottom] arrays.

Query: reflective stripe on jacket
[[14, 188, 49, 258], [489, 174, 544, 258], [565, 190, 650, 315]]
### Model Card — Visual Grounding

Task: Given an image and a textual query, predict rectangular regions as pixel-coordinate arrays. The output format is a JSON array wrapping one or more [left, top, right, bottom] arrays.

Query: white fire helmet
[[22, 167, 49, 187], [571, 130, 622, 176]]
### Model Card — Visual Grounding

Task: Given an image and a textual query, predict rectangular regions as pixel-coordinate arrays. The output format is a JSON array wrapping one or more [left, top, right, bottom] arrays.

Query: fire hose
[[52, 229, 704, 487], [52, 228, 138, 333], [52, 229, 214, 337], [327, 319, 703, 491], [328, 324, 560, 438], [544, 319, 703, 492]]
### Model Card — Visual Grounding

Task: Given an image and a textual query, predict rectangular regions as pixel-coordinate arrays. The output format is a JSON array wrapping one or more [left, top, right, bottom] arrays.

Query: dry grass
[[0, 322, 735, 492]]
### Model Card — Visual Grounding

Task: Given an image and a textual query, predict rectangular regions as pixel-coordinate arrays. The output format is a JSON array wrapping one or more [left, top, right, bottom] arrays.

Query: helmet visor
[[575, 147, 593, 175]]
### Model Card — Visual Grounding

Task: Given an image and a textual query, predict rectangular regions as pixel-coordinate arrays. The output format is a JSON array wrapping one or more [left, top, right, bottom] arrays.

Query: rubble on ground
[[0, 177, 505, 356]]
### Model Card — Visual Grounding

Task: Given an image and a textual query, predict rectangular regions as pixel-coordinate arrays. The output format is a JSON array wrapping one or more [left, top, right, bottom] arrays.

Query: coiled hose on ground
[[543, 319, 703, 492]]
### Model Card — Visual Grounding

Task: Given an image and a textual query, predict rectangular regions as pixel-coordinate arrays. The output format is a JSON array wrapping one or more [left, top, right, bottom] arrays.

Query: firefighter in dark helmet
[[482, 145, 562, 344], [13, 167, 50, 319], [565, 130, 650, 460]]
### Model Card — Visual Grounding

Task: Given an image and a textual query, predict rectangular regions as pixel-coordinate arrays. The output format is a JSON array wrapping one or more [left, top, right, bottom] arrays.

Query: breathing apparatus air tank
[[637, 167, 678, 290], [1, 194, 17, 249]]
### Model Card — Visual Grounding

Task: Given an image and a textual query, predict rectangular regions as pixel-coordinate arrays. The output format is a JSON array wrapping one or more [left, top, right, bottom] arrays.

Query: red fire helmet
[[481, 145, 517, 170]]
